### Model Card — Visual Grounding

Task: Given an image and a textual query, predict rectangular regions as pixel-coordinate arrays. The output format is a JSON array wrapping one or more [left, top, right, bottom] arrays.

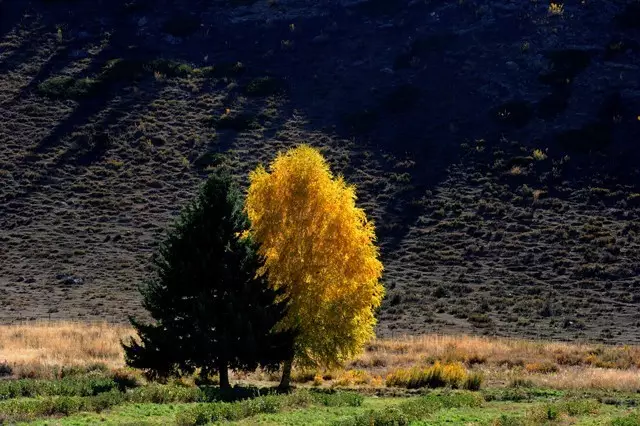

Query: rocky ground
[[1, 0, 640, 343]]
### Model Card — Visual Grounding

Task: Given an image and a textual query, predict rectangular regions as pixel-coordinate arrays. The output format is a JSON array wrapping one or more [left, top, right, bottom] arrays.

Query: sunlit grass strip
[[3, 322, 640, 391]]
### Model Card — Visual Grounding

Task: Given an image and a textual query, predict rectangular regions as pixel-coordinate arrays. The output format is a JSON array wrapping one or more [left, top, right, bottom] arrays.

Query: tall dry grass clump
[[0, 321, 132, 378]]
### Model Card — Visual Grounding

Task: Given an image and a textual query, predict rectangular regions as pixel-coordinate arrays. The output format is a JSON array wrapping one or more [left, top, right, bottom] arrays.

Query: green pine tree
[[122, 171, 294, 389]]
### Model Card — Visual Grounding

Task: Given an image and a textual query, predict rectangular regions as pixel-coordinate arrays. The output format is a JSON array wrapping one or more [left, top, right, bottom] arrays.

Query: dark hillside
[[1, 0, 640, 342]]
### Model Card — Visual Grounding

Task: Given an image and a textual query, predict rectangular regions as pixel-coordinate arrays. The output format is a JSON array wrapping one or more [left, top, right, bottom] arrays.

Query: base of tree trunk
[[278, 358, 293, 391], [219, 362, 231, 390]]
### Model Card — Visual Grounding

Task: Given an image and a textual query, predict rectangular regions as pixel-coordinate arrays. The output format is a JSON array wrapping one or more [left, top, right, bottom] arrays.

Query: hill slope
[[1, 0, 640, 343]]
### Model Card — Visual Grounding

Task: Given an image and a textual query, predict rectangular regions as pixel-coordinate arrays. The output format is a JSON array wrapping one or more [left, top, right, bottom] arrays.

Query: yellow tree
[[245, 145, 384, 388]]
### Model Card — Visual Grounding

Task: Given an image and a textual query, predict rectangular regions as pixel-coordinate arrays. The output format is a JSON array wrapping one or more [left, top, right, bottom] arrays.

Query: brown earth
[[1, 0, 640, 343]]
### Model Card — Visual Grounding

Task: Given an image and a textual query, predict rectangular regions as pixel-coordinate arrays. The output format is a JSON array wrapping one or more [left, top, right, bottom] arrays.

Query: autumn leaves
[[125, 145, 384, 389], [246, 145, 384, 386]]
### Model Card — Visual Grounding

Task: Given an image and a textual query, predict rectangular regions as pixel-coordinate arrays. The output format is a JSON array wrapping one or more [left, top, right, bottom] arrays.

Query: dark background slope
[[1, 0, 640, 343]]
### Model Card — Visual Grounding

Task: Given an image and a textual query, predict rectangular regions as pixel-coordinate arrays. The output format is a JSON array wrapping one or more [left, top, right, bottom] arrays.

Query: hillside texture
[[1, 0, 640, 343]]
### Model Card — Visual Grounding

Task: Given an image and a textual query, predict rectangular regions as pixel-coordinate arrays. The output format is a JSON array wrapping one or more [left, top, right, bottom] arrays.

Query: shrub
[[37, 76, 97, 99], [0, 361, 12, 377], [337, 391, 481, 425], [560, 399, 599, 416], [508, 377, 534, 388], [244, 76, 284, 97], [442, 362, 467, 388], [292, 370, 316, 383], [532, 149, 547, 160], [334, 370, 372, 387], [127, 384, 204, 404], [494, 414, 526, 426], [524, 361, 559, 374], [612, 413, 640, 426], [463, 372, 483, 390], [110, 368, 143, 390], [399, 391, 482, 419], [0, 377, 119, 400], [175, 390, 319, 425], [312, 374, 323, 387], [338, 407, 409, 426], [386, 362, 471, 389], [314, 390, 363, 407], [0, 390, 125, 422]]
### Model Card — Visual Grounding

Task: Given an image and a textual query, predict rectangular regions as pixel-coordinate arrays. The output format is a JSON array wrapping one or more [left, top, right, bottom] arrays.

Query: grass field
[[2, 322, 640, 424]]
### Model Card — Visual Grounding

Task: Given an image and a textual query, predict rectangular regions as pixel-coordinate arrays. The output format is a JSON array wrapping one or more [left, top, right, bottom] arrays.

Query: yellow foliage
[[442, 362, 467, 387], [548, 2, 563, 15], [532, 149, 547, 161], [333, 369, 371, 387], [525, 361, 559, 374], [245, 145, 384, 368], [385, 362, 470, 389], [312, 374, 323, 387]]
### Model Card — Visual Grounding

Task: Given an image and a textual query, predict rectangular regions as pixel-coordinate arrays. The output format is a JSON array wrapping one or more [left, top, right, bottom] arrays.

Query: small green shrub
[[463, 372, 483, 390], [127, 384, 204, 404], [561, 399, 599, 416], [509, 377, 535, 388], [175, 390, 319, 425], [611, 413, 640, 426], [314, 390, 363, 407], [0, 377, 119, 400], [396, 391, 483, 421], [213, 112, 257, 131], [110, 368, 143, 391], [0, 390, 125, 422], [337, 407, 409, 426], [37, 76, 97, 99], [244, 76, 284, 97], [493, 414, 525, 426]]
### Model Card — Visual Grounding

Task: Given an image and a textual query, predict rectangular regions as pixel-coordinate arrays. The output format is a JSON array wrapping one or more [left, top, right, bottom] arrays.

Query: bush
[[525, 399, 600, 423], [442, 362, 467, 387], [333, 370, 372, 387], [110, 368, 144, 390], [612, 413, 640, 426], [314, 390, 363, 407], [338, 407, 409, 426], [386, 362, 473, 389], [493, 414, 525, 426], [336, 391, 482, 426], [37, 76, 97, 99], [0, 361, 12, 377], [0, 377, 119, 400], [127, 384, 204, 404], [175, 389, 358, 426], [463, 372, 484, 390], [0, 390, 125, 422], [524, 361, 559, 374], [244, 76, 284, 97], [560, 399, 599, 416], [509, 377, 535, 388]]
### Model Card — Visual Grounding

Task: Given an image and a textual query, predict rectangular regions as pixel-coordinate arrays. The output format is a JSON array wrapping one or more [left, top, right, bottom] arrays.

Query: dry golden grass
[[527, 367, 640, 392], [0, 321, 132, 378], [2, 322, 640, 391], [353, 334, 640, 371]]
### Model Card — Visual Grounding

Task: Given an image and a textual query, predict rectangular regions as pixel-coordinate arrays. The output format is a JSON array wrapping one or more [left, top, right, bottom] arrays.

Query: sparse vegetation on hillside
[[1, 0, 639, 345]]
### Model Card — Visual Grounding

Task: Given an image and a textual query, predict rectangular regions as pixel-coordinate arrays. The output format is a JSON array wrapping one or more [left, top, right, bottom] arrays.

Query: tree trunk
[[218, 359, 231, 390], [278, 358, 293, 391]]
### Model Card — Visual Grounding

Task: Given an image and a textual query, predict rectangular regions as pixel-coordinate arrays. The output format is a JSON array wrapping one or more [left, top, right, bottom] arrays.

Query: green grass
[[3, 383, 640, 426]]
